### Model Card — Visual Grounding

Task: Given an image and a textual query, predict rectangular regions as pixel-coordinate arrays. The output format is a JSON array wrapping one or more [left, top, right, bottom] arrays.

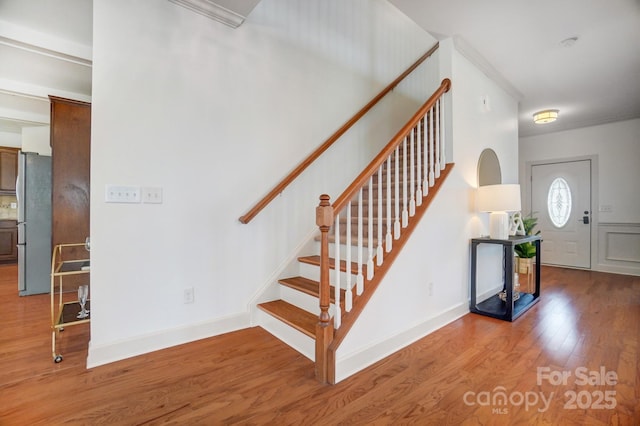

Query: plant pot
[[516, 257, 536, 294]]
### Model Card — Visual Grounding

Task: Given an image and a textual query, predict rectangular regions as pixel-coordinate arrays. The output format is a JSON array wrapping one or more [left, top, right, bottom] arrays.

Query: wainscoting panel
[[597, 223, 640, 276]]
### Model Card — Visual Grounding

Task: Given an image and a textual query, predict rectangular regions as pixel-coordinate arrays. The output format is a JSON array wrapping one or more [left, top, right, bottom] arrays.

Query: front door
[[531, 160, 591, 268]]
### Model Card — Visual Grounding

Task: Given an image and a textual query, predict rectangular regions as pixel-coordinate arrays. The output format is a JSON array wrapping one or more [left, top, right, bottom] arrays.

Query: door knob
[[581, 210, 590, 224]]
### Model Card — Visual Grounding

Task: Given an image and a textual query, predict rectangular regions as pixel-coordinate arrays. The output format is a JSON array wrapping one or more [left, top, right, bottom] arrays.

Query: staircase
[[256, 78, 453, 384]]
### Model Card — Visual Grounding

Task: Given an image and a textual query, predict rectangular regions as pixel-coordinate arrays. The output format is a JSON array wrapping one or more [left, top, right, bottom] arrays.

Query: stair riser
[[255, 309, 315, 361], [313, 240, 378, 268], [280, 285, 325, 317], [298, 262, 361, 289]]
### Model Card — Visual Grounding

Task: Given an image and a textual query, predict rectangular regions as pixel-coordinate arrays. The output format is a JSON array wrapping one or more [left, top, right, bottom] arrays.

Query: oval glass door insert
[[547, 177, 572, 227]]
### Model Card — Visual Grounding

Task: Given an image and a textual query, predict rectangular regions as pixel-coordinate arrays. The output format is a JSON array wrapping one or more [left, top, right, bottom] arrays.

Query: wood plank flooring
[[1, 263, 638, 425]]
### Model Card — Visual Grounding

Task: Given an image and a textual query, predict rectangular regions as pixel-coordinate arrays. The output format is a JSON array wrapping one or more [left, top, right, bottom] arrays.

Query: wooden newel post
[[316, 194, 333, 326], [315, 194, 334, 383]]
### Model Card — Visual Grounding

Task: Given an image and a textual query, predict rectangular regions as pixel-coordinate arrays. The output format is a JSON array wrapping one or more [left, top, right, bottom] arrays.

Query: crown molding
[[452, 35, 523, 102], [0, 19, 92, 65], [168, 0, 253, 28]]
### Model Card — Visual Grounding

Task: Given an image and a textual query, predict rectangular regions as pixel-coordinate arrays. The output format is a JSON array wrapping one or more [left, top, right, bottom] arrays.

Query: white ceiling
[[1, 0, 639, 138], [390, 0, 640, 137], [0, 0, 92, 134]]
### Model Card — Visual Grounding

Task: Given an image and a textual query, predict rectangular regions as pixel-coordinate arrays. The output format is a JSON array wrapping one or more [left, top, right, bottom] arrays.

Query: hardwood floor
[[1, 263, 638, 425]]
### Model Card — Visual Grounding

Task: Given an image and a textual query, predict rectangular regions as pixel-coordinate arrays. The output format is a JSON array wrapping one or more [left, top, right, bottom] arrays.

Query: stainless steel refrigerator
[[17, 152, 52, 296]]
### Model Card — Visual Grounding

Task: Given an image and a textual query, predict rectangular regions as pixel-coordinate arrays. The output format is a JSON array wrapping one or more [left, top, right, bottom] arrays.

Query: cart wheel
[[54, 355, 63, 363]]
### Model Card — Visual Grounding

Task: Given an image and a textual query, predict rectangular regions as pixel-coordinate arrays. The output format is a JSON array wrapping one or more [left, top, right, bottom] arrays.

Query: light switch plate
[[105, 185, 141, 203], [142, 187, 163, 204]]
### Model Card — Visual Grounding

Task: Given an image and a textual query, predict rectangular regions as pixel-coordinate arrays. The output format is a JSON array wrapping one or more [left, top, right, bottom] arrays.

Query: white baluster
[[440, 96, 446, 169], [435, 98, 441, 177], [402, 136, 408, 227], [367, 176, 374, 280], [357, 188, 364, 295], [394, 146, 401, 239], [345, 201, 352, 312], [334, 215, 341, 329], [422, 114, 429, 196], [376, 165, 383, 266], [416, 120, 423, 205], [385, 156, 392, 252], [429, 105, 435, 187], [409, 128, 416, 216]]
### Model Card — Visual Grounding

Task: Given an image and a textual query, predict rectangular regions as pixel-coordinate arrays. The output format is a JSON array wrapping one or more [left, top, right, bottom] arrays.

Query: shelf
[[469, 235, 542, 322], [471, 234, 541, 246], [471, 293, 539, 321], [54, 259, 90, 275], [54, 300, 91, 328]]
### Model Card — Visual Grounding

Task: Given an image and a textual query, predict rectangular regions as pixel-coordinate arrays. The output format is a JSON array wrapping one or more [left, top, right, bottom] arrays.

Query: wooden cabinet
[[0, 220, 18, 263], [49, 96, 91, 253], [0, 147, 19, 194]]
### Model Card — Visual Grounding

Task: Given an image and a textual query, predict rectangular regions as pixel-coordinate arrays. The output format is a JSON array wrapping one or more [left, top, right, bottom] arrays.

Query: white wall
[[520, 119, 640, 223], [21, 126, 51, 155], [519, 118, 640, 275], [88, 0, 441, 366], [0, 131, 21, 148], [336, 39, 520, 381]]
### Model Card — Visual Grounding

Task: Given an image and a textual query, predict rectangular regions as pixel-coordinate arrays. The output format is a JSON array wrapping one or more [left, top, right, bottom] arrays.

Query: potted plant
[[514, 213, 539, 293]]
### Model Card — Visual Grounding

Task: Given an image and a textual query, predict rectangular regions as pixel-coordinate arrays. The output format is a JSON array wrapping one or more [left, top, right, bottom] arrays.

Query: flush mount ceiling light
[[533, 109, 559, 124], [560, 36, 579, 48]]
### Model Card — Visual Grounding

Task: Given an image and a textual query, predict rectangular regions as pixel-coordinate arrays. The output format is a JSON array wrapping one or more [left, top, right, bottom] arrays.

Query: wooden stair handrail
[[238, 42, 440, 224], [331, 78, 451, 214]]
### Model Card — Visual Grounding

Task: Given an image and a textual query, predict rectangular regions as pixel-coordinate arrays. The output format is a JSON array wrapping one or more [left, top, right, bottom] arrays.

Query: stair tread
[[258, 300, 317, 338], [279, 275, 347, 302], [279, 276, 320, 296], [298, 255, 365, 275], [315, 233, 383, 246]]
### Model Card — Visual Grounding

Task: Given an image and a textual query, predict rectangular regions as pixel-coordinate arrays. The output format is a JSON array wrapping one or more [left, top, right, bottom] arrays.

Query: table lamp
[[477, 184, 521, 240]]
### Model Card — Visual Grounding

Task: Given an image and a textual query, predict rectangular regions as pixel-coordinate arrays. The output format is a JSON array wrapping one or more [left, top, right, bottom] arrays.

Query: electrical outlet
[[599, 204, 612, 213], [105, 185, 141, 203], [183, 287, 194, 304], [428, 282, 434, 297], [142, 187, 163, 204]]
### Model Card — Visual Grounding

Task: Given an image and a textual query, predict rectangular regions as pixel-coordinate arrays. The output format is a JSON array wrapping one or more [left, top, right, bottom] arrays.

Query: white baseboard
[[334, 303, 469, 383], [595, 264, 640, 276], [86, 312, 250, 369]]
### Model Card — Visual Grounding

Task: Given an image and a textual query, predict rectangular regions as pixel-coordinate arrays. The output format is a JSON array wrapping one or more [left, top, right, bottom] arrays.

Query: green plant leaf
[[515, 212, 539, 258]]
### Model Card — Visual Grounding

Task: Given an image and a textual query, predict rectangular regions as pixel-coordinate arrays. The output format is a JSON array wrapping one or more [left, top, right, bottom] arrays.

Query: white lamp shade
[[477, 184, 522, 213], [477, 184, 522, 240]]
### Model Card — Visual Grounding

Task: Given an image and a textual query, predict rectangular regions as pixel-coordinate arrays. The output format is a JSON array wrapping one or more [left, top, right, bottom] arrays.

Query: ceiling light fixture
[[560, 36, 579, 48], [533, 109, 559, 124]]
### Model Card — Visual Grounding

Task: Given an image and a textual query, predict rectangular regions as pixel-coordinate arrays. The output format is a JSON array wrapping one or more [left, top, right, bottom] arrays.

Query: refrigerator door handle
[[17, 153, 25, 223], [18, 244, 26, 292], [17, 222, 26, 245]]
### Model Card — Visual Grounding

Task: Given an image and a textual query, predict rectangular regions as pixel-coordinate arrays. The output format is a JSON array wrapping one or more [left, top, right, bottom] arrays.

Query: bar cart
[[51, 243, 90, 363]]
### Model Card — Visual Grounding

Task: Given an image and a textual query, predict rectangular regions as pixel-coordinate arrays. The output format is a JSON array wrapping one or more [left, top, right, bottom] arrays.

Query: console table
[[470, 235, 541, 321]]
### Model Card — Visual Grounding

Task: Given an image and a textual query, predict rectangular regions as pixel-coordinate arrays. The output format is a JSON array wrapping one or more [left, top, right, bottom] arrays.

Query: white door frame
[[524, 155, 599, 270]]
